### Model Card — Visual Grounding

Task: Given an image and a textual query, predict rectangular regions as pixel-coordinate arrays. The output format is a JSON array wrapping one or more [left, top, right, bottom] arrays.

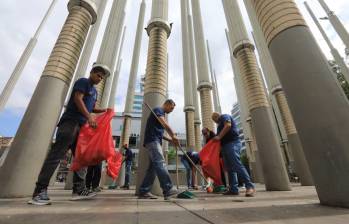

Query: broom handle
[[144, 103, 209, 184]]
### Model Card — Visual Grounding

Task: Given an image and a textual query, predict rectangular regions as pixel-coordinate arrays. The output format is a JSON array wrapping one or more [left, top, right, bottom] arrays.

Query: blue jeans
[[221, 141, 254, 193], [181, 157, 192, 188], [124, 160, 132, 186], [140, 141, 173, 195]]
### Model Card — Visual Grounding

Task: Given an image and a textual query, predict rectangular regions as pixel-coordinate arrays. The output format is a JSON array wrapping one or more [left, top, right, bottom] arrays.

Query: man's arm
[[92, 108, 107, 113], [74, 91, 97, 128], [157, 116, 180, 146], [213, 121, 231, 141]]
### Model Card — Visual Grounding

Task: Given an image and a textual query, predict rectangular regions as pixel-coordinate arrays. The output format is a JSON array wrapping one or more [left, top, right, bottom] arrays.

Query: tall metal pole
[[318, 0, 349, 55], [222, 0, 291, 191], [95, 0, 128, 108], [305, 2, 349, 83], [181, 0, 196, 151], [191, 0, 214, 131], [244, 0, 313, 186], [0, 0, 58, 111], [0, 0, 98, 197], [251, 0, 349, 207], [136, 0, 171, 196]]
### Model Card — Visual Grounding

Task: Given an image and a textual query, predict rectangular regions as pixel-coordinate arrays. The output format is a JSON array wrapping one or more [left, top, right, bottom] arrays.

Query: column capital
[[232, 40, 255, 57], [146, 18, 172, 37], [271, 85, 283, 95], [184, 106, 195, 112], [197, 81, 213, 91], [68, 0, 98, 24], [123, 113, 133, 118]]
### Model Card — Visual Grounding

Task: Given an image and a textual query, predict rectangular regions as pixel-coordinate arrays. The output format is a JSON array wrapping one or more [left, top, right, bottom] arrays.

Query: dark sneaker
[[71, 189, 97, 201], [222, 191, 239, 196], [92, 187, 102, 192], [121, 185, 130, 190], [28, 189, 51, 205], [164, 188, 179, 200], [245, 188, 256, 197], [138, 192, 158, 199]]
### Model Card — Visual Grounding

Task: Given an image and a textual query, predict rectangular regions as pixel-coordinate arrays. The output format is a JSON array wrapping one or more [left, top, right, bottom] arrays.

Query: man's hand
[[88, 114, 97, 129], [212, 136, 221, 142], [172, 136, 180, 146]]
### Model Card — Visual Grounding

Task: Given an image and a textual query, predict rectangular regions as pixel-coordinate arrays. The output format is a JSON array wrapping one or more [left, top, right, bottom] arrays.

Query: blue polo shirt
[[217, 114, 240, 145], [61, 78, 97, 125], [144, 107, 165, 145]]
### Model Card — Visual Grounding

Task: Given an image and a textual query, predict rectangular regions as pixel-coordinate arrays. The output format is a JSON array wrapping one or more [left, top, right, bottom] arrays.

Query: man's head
[[89, 64, 111, 85], [162, 99, 176, 114], [123, 143, 128, 148], [211, 112, 221, 124]]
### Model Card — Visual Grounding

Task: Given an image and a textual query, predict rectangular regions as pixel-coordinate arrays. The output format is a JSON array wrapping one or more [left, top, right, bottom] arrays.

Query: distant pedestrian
[[121, 144, 134, 190]]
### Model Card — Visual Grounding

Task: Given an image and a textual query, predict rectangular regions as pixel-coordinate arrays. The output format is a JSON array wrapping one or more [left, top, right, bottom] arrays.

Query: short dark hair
[[164, 99, 176, 106], [91, 66, 106, 75]]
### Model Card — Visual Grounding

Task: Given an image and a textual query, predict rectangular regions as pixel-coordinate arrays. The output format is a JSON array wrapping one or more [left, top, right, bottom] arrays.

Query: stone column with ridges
[[188, 13, 202, 152], [181, 0, 195, 150], [190, 0, 214, 131], [95, 0, 127, 108], [244, 0, 313, 186], [222, 0, 291, 191], [0, 0, 97, 197], [206, 41, 221, 114], [136, 0, 171, 196], [226, 29, 264, 183], [252, 0, 349, 207], [0, 0, 57, 111]]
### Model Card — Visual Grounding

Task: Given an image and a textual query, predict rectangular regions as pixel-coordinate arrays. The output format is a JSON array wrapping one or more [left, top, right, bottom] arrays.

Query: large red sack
[[71, 109, 122, 179], [199, 140, 223, 186]]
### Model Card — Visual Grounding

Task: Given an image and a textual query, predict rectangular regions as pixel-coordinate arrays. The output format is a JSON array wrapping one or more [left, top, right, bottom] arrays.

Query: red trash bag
[[199, 140, 223, 186], [71, 109, 122, 179], [106, 152, 123, 179]]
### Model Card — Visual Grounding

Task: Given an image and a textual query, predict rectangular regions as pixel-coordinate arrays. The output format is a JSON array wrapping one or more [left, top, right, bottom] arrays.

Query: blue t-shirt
[[144, 107, 165, 145], [217, 114, 240, 145], [61, 78, 97, 125]]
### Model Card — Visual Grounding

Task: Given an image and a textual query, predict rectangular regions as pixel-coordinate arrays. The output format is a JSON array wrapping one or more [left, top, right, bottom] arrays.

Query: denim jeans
[[34, 119, 87, 194], [86, 162, 102, 189], [124, 160, 132, 186], [181, 157, 192, 188], [221, 141, 254, 193], [139, 141, 173, 195]]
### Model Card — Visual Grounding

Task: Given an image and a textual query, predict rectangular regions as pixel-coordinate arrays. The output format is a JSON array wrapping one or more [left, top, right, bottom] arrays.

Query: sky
[[0, 0, 349, 137]]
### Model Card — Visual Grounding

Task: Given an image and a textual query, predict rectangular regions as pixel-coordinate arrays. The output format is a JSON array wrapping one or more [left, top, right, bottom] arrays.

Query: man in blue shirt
[[138, 99, 180, 200], [211, 112, 255, 197], [121, 144, 134, 190], [28, 64, 110, 205]]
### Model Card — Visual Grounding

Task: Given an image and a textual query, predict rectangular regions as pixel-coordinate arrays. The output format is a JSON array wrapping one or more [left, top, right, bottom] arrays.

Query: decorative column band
[[273, 88, 298, 135], [252, 0, 306, 45], [235, 47, 269, 111], [197, 82, 213, 91], [194, 123, 201, 152], [144, 21, 171, 96], [42, 6, 92, 84], [200, 88, 214, 130], [184, 106, 195, 112], [186, 111, 196, 149], [95, 78, 106, 107]]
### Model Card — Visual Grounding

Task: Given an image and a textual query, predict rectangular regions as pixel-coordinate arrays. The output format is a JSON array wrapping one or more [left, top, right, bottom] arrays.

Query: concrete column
[[136, 0, 171, 196], [181, 0, 196, 150], [0, 0, 57, 112], [0, 0, 97, 197], [244, 0, 313, 186], [305, 2, 349, 83], [206, 41, 221, 114], [251, 0, 349, 207], [222, 0, 291, 191], [318, 0, 349, 54], [190, 0, 214, 131], [108, 26, 126, 108], [187, 13, 202, 152], [163, 54, 170, 163], [118, 0, 146, 186], [226, 29, 264, 183], [95, 0, 127, 108]]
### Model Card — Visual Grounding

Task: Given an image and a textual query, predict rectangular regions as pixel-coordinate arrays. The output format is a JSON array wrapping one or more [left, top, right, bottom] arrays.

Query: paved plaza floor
[[1, 184, 349, 224]]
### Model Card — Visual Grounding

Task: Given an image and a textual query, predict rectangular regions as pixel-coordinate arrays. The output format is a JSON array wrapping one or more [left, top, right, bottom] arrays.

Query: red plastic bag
[[199, 140, 223, 186], [71, 109, 122, 179], [106, 152, 123, 179]]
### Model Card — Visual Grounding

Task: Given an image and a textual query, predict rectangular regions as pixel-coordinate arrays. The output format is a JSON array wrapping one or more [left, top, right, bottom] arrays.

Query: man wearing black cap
[[28, 64, 110, 205]]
